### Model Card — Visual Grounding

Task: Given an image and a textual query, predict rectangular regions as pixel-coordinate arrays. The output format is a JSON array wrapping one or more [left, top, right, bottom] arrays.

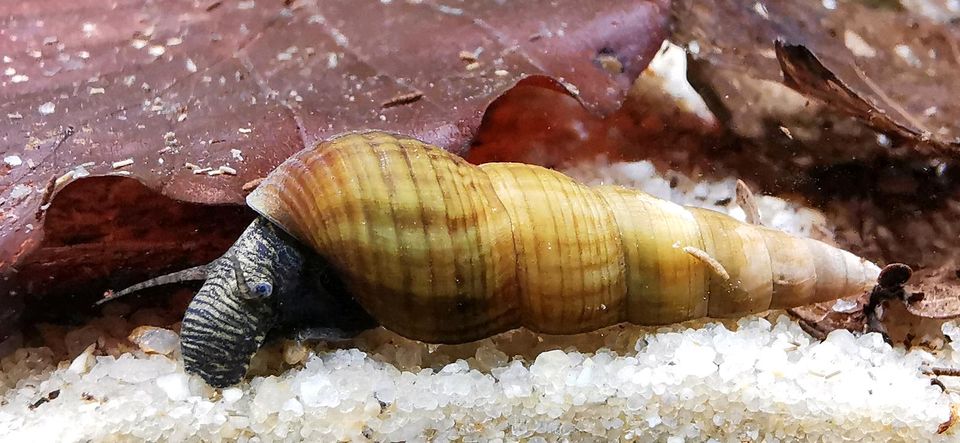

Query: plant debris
[[381, 91, 424, 109], [27, 390, 60, 410], [673, 0, 960, 156]]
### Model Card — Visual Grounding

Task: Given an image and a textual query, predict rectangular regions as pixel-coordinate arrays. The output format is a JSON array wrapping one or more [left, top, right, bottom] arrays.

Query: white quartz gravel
[[0, 316, 957, 442]]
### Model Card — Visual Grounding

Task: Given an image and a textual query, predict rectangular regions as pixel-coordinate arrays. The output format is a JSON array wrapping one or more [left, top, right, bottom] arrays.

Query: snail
[[103, 131, 882, 387]]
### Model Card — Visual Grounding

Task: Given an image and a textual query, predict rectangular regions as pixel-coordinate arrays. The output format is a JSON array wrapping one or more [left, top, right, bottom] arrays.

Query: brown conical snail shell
[[247, 131, 881, 344]]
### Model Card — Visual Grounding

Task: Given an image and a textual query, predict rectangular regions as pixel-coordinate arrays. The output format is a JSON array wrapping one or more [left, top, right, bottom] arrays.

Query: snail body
[[113, 131, 881, 387]]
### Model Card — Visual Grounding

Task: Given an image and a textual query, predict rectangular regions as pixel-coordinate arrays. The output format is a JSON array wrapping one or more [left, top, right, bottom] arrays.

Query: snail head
[[179, 217, 305, 387], [102, 217, 305, 387]]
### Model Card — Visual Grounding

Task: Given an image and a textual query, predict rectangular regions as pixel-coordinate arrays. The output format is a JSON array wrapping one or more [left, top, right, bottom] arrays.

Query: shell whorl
[[247, 132, 881, 343]]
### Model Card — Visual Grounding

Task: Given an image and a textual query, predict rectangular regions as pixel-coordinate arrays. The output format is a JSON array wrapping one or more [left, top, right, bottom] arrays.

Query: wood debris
[[185, 162, 211, 174], [683, 246, 731, 280], [458, 50, 478, 63], [736, 179, 761, 225], [112, 159, 134, 169], [242, 177, 265, 192], [381, 91, 424, 109]]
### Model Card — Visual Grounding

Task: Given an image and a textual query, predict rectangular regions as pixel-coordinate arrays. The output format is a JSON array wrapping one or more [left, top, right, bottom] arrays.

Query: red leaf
[[0, 0, 669, 335]]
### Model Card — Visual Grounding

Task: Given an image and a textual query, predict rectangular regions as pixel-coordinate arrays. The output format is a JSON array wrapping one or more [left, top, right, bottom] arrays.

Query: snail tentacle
[[97, 264, 209, 305]]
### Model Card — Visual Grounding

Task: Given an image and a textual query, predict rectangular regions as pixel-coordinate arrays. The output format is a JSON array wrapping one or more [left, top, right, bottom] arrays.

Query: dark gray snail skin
[[177, 217, 375, 387]]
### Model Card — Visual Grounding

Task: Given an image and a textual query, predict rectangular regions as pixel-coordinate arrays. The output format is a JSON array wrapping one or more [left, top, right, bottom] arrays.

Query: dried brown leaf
[[673, 0, 960, 156]]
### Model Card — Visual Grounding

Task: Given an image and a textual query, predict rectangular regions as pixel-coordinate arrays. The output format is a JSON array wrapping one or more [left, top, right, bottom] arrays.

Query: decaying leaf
[[0, 0, 670, 338], [673, 0, 960, 156], [671, 0, 960, 338], [775, 41, 956, 157], [775, 42, 925, 146], [468, 41, 722, 169], [902, 266, 960, 319], [938, 403, 959, 434]]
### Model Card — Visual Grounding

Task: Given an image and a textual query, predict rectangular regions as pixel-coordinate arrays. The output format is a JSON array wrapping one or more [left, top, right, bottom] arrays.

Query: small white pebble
[[494, 69, 509, 76], [894, 44, 921, 67], [222, 388, 243, 402], [88, 87, 105, 95], [148, 45, 166, 57], [844, 30, 876, 58], [4, 155, 23, 167], [435, 4, 463, 15], [128, 326, 179, 355], [218, 165, 237, 175], [753, 1, 769, 18], [832, 298, 859, 313], [38, 101, 56, 115], [67, 344, 97, 374], [185, 58, 197, 73], [238, 127, 252, 134], [10, 184, 32, 199], [156, 373, 191, 401]]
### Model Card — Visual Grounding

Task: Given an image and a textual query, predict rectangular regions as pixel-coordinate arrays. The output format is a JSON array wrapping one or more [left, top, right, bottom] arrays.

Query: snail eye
[[250, 282, 273, 297]]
